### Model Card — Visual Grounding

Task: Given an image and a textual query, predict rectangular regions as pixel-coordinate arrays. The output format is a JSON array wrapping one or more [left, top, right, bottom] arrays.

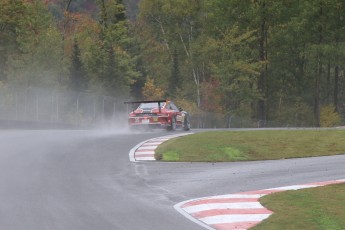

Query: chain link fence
[[0, 84, 320, 129], [190, 111, 312, 129], [0, 85, 128, 129]]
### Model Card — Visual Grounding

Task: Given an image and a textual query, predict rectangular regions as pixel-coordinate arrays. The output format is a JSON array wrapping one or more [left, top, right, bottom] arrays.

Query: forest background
[[0, 0, 344, 128]]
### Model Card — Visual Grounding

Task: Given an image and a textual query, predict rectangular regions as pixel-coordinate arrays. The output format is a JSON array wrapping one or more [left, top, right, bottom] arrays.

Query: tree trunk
[[257, 0, 267, 127], [314, 57, 321, 127], [327, 60, 331, 103], [334, 65, 339, 112], [58, 0, 73, 86], [314, 3, 323, 127]]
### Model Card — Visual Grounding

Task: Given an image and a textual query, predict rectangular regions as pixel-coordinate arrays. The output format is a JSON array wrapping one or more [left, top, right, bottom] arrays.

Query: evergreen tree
[[70, 38, 87, 91], [87, 0, 139, 97], [168, 48, 182, 97], [103, 44, 119, 94]]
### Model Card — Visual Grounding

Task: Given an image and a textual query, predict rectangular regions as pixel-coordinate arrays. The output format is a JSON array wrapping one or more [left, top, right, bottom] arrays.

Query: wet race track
[[0, 129, 344, 230]]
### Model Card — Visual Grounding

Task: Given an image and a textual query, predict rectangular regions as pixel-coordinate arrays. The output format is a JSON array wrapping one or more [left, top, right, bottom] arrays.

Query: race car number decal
[[176, 115, 183, 122]]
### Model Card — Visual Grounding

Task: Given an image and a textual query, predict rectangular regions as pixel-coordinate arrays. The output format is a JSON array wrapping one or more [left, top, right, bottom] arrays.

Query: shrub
[[320, 105, 341, 127]]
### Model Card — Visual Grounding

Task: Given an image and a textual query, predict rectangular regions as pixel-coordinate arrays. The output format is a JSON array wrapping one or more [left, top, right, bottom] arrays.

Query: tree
[[70, 38, 87, 91], [3, 0, 63, 88], [255, 0, 269, 126], [137, 0, 206, 107], [0, 0, 27, 82], [142, 78, 165, 100], [168, 49, 182, 97], [83, 0, 139, 97]]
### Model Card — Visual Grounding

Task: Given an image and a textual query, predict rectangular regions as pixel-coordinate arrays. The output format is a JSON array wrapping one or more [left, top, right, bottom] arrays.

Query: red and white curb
[[129, 133, 193, 162], [174, 179, 345, 230]]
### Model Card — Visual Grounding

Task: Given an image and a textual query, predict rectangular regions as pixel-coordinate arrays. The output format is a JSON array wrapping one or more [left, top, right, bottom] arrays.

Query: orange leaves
[[62, 11, 99, 34], [142, 78, 165, 100], [200, 77, 224, 113]]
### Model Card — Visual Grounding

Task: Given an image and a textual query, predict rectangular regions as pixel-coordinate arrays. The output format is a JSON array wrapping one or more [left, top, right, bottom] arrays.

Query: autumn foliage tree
[[1, 0, 345, 127], [142, 78, 165, 100]]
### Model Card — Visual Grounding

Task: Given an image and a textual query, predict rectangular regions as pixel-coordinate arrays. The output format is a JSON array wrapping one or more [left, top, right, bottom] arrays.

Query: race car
[[124, 100, 191, 131]]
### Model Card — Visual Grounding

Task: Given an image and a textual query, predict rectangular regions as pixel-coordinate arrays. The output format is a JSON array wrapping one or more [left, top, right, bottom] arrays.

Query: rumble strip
[[174, 179, 345, 230], [129, 133, 193, 162]]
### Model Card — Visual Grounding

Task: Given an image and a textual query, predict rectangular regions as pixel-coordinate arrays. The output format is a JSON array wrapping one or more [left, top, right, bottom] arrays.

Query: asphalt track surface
[[0, 129, 344, 230]]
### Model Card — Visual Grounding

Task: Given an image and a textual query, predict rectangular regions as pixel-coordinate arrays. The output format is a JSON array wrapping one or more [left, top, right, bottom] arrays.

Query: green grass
[[252, 183, 345, 230], [155, 130, 345, 229], [155, 130, 345, 162]]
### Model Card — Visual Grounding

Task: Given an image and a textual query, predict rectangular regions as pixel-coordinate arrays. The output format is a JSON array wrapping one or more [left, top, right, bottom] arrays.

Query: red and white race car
[[125, 100, 190, 131]]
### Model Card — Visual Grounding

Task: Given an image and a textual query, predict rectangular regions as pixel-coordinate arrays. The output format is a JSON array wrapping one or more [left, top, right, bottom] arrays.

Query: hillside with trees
[[0, 0, 344, 128]]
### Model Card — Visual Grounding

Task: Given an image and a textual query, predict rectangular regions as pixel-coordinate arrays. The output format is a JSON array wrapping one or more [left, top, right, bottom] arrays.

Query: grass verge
[[252, 183, 345, 230], [154, 130, 345, 229], [155, 129, 345, 162]]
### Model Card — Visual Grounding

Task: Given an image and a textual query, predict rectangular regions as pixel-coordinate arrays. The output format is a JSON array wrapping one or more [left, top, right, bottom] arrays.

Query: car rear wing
[[124, 100, 167, 113]]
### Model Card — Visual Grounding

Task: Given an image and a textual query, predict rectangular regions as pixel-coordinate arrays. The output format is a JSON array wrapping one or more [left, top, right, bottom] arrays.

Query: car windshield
[[138, 102, 165, 109]]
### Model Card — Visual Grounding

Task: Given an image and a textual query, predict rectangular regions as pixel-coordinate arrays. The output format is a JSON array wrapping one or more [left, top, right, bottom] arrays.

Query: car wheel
[[167, 116, 176, 131], [183, 115, 191, 131]]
